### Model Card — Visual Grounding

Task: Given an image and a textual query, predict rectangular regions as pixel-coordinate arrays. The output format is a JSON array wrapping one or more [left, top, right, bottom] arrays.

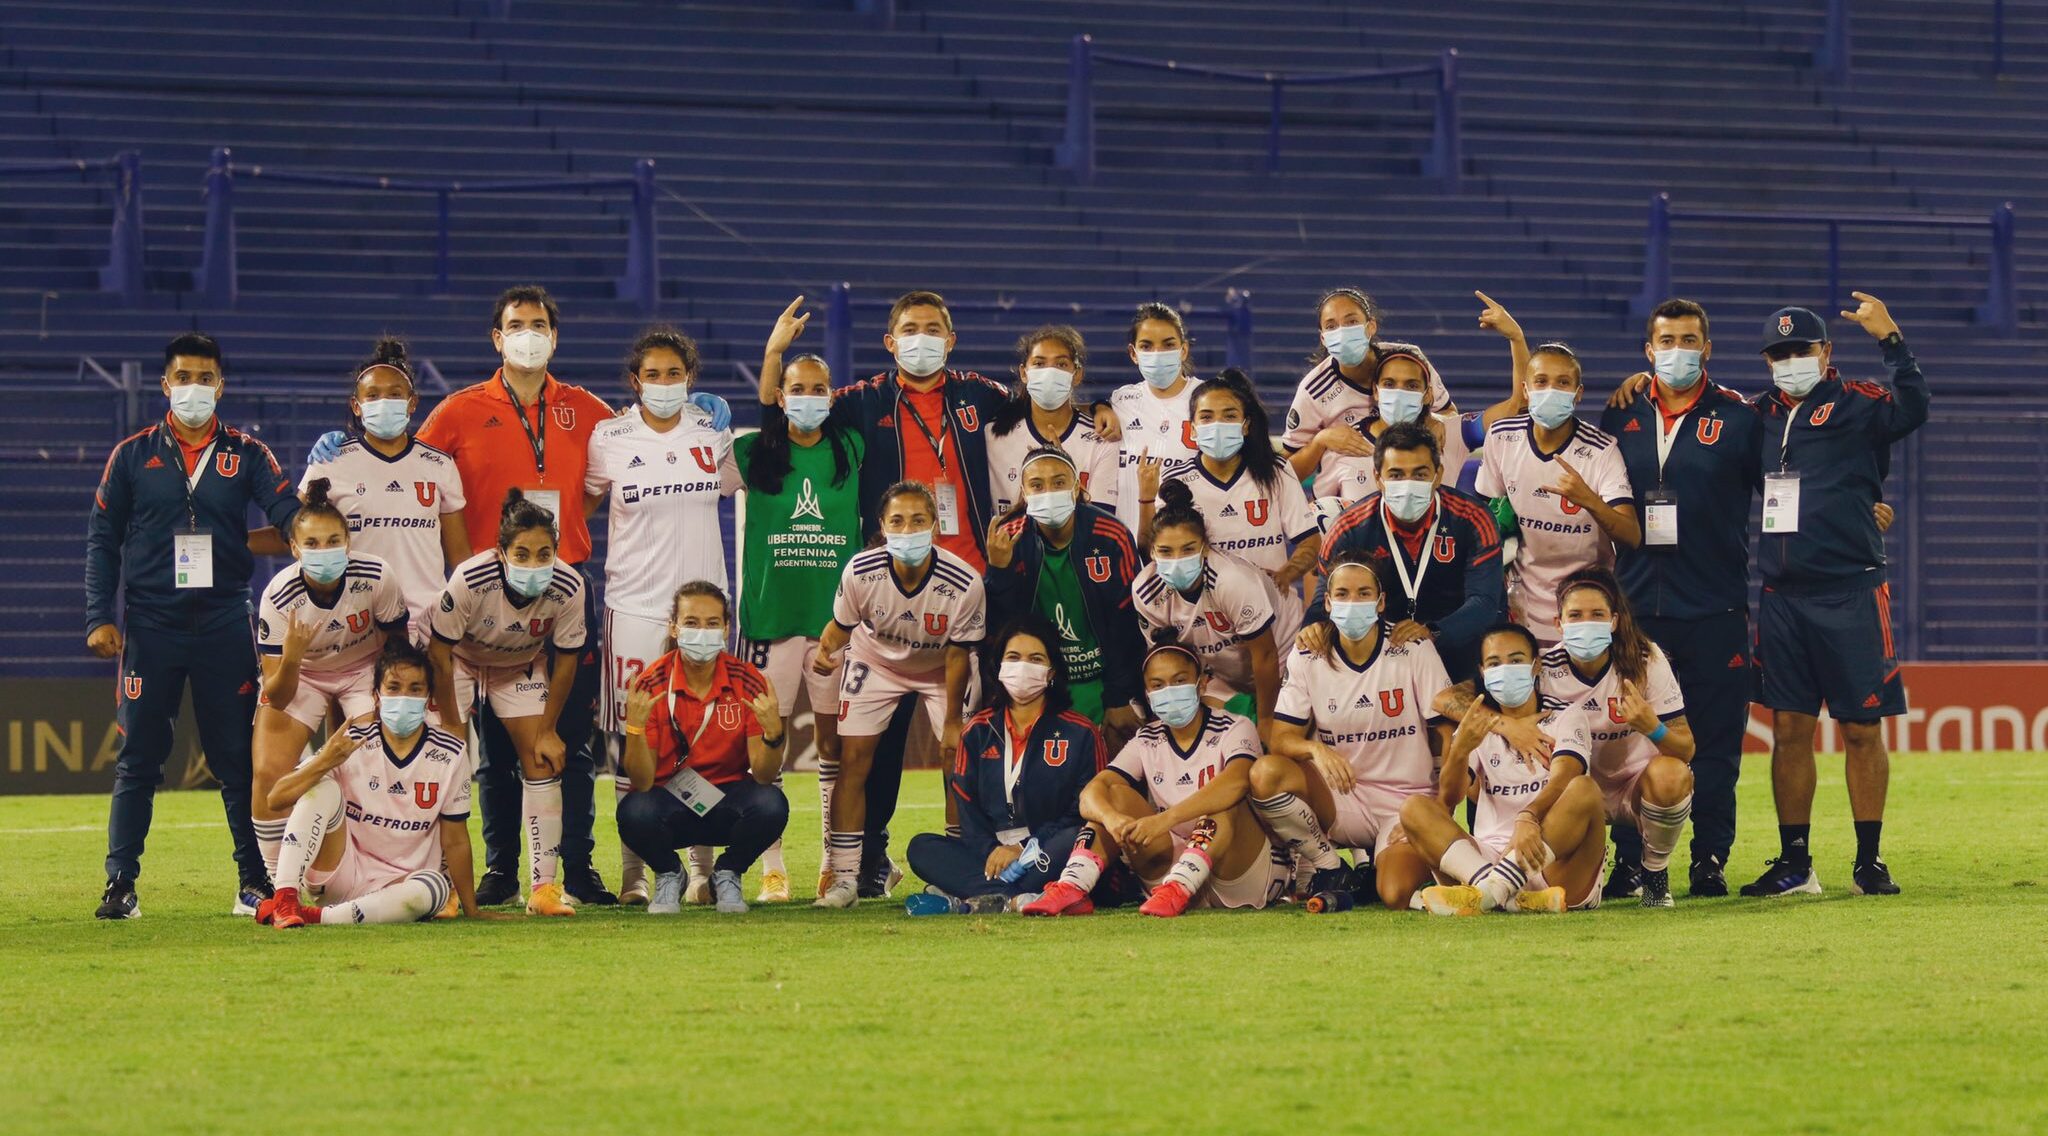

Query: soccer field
[[4, 755, 2044, 1136]]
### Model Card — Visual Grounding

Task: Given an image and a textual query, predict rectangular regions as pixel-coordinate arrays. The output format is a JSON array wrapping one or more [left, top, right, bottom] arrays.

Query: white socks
[[1638, 794, 1693, 873], [1057, 834, 1105, 894], [615, 780, 645, 892], [1251, 791, 1341, 871], [825, 831, 862, 886], [323, 871, 448, 925], [275, 778, 343, 895], [253, 817, 288, 881], [522, 776, 563, 890]]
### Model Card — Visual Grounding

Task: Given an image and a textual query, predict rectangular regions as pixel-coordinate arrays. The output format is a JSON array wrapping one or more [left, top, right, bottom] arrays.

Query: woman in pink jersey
[[1541, 567, 1696, 908], [1131, 478, 1281, 735], [811, 481, 986, 908], [1282, 288, 1467, 494], [427, 490, 588, 917], [1024, 640, 1288, 918], [1249, 552, 1454, 910], [248, 479, 408, 887]]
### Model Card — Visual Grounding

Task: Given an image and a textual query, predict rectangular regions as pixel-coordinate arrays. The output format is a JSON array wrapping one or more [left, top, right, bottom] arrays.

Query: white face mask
[[168, 384, 217, 428], [1376, 386, 1424, 426], [998, 659, 1051, 703], [893, 333, 948, 378], [1136, 350, 1182, 389], [1771, 355, 1825, 398], [1024, 367, 1075, 411], [501, 328, 553, 371], [639, 381, 691, 419], [1381, 478, 1434, 523], [1321, 324, 1370, 367], [1025, 489, 1077, 528]]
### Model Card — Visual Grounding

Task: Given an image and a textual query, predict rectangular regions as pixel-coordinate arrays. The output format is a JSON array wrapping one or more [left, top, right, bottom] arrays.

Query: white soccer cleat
[[812, 879, 860, 909]]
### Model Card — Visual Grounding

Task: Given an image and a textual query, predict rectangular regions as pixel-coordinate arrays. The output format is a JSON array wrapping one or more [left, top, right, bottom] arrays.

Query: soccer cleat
[[647, 871, 684, 915], [1689, 856, 1729, 898], [1640, 868, 1674, 908], [1850, 860, 1901, 896], [1738, 858, 1823, 898], [1305, 866, 1351, 900], [813, 879, 860, 909], [562, 866, 618, 906], [1509, 886, 1568, 914], [233, 875, 272, 917], [95, 878, 139, 920], [1418, 884, 1484, 916], [685, 875, 713, 905], [857, 858, 904, 900], [1348, 859, 1380, 907], [816, 868, 835, 898], [435, 889, 461, 920], [756, 869, 791, 904], [525, 882, 576, 916], [270, 888, 310, 929], [1020, 881, 1095, 917], [712, 869, 748, 914], [1138, 881, 1194, 918], [965, 893, 1010, 915], [619, 877, 651, 906], [1602, 863, 1643, 901], [475, 869, 520, 907]]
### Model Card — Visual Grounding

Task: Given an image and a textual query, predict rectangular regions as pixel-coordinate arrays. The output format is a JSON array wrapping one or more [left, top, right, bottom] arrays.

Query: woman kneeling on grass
[[258, 641, 486, 928], [1023, 638, 1290, 918]]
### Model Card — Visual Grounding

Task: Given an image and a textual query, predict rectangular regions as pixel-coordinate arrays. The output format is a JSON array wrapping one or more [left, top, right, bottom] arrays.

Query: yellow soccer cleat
[[1419, 884, 1484, 916], [434, 890, 461, 920], [816, 868, 835, 899], [526, 882, 576, 917], [756, 869, 791, 903], [1511, 886, 1568, 914]]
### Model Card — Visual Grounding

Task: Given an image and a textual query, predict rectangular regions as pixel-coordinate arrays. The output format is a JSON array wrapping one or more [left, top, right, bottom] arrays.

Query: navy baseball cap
[[1761, 307, 1829, 352]]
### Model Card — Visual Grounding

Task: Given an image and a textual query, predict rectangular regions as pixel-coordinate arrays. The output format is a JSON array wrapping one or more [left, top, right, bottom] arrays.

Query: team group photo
[[3, 2, 2043, 1134]]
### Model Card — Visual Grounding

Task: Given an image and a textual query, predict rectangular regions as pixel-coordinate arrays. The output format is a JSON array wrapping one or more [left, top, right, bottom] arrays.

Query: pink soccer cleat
[[1020, 881, 1094, 917], [1138, 881, 1193, 918]]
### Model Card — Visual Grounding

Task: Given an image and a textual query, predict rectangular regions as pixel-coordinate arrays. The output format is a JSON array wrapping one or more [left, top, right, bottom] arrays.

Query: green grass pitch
[[4, 753, 2045, 1135]]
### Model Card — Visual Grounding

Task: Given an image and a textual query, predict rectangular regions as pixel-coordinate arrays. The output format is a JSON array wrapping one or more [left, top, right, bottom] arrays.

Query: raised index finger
[[1474, 290, 1500, 309], [1849, 290, 1879, 304], [781, 294, 806, 317]]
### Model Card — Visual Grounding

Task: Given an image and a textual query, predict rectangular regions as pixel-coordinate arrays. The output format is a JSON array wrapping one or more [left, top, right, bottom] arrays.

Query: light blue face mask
[[168, 383, 217, 428], [379, 695, 428, 737], [1653, 348, 1704, 391], [885, 528, 935, 566], [1329, 600, 1378, 641], [1155, 553, 1203, 592], [784, 395, 831, 432], [894, 334, 948, 378], [1380, 478, 1434, 523], [1136, 350, 1182, 389], [1194, 421, 1245, 460], [1148, 683, 1202, 728], [1376, 386, 1424, 426], [639, 381, 692, 419], [674, 625, 726, 663], [504, 560, 554, 599], [1526, 387, 1578, 431], [299, 546, 348, 586], [1025, 490, 1076, 529], [1560, 620, 1613, 662], [359, 398, 410, 441], [1024, 367, 1075, 411], [1482, 663, 1537, 708], [1321, 324, 1371, 368]]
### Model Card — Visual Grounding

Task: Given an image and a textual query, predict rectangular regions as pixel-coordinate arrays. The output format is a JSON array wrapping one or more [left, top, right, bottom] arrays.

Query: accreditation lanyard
[[1001, 712, 1029, 812], [897, 384, 951, 474], [502, 374, 548, 475], [1380, 501, 1441, 606], [180, 436, 219, 532], [667, 662, 724, 753]]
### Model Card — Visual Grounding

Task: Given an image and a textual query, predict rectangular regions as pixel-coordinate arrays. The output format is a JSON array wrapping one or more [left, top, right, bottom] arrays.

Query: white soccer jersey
[[256, 554, 407, 674], [301, 438, 465, 626], [430, 550, 588, 669], [1109, 708, 1261, 838], [1468, 701, 1592, 852], [585, 405, 741, 618], [1109, 380, 1199, 532], [1271, 630, 1452, 793], [321, 720, 473, 882], [1327, 412, 1473, 506], [986, 413, 1122, 517], [1539, 645, 1685, 797], [1162, 460, 1319, 576], [831, 546, 987, 677], [1476, 416, 1635, 632], [1130, 551, 1279, 697], [1282, 355, 1454, 494]]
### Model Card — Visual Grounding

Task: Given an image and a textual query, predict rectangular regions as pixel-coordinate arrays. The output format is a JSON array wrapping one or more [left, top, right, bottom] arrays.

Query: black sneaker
[[1639, 867, 1673, 908], [233, 875, 274, 917], [475, 869, 520, 907], [95, 877, 139, 920], [1688, 856, 1729, 898], [1602, 863, 1643, 900], [1347, 860, 1379, 906], [1305, 866, 1350, 900], [1850, 860, 1900, 896], [1738, 858, 1822, 897], [858, 856, 904, 899], [562, 865, 618, 906]]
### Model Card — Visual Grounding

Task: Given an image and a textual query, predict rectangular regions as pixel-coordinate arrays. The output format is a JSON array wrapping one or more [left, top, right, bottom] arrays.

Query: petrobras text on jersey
[[349, 515, 438, 531], [343, 800, 437, 832], [1319, 722, 1419, 747]]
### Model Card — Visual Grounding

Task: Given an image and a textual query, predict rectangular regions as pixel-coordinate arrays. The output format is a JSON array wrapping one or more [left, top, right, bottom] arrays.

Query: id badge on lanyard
[[1647, 411, 1682, 547], [174, 441, 218, 589], [663, 670, 731, 816], [902, 390, 962, 535], [1763, 411, 1801, 534]]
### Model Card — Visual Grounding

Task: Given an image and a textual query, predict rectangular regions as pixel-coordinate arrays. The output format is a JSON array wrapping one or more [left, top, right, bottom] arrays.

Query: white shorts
[[740, 635, 844, 719], [1327, 782, 1426, 858], [1468, 832, 1604, 910], [1143, 832, 1291, 910], [600, 608, 672, 736], [836, 656, 953, 737], [454, 656, 549, 723], [262, 661, 377, 733], [1599, 761, 1649, 826]]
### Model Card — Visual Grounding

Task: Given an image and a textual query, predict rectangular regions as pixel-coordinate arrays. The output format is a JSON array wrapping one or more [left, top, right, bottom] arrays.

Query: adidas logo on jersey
[[627, 455, 645, 468], [898, 611, 915, 622], [385, 480, 403, 492], [791, 477, 824, 521], [1355, 693, 1374, 708], [483, 416, 503, 428], [144, 455, 165, 469], [1220, 504, 1238, 517], [326, 620, 343, 631], [387, 779, 405, 796], [1624, 419, 1643, 432], [1176, 772, 1194, 786]]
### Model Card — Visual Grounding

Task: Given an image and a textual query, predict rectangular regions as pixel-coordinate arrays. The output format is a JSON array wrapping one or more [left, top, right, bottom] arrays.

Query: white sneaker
[[713, 870, 748, 915], [685, 874, 712, 905], [812, 879, 860, 909], [648, 871, 685, 915]]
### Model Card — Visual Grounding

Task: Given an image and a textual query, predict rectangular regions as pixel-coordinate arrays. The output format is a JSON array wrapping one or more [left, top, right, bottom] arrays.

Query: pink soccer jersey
[[1271, 630, 1452, 793], [1108, 708, 1261, 839], [301, 438, 466, 627], [324, 720, 473, 882], [986, 414, 1122, 517], [831, 545, 986, 678], [1475, 416, 1635, 633], [1130, 550, 1278, 697], [1539, 645, 1685, 798], [256, 554, 407, 674], [1282, 356, 1454, 498], [429, 549, 588, 670], [1468, 701, 1592, 854], [584, 404, 741, 618], [1109, 380, 1198, 533]]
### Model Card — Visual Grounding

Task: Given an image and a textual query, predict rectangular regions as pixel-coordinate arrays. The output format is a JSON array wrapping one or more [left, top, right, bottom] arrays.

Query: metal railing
[[1629, 192, 2019, 336], [0, 151, 146, 304], [1053, 35, 1462, 191], [195, 148, 662, 314]]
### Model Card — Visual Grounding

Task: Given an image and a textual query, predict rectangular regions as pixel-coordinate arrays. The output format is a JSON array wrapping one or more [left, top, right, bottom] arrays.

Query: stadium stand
[[1, 0, 2042, 672]]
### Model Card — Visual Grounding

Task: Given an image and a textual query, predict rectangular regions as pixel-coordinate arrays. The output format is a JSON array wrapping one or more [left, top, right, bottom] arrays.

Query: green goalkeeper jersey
[[735, 429, 866, 642]]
